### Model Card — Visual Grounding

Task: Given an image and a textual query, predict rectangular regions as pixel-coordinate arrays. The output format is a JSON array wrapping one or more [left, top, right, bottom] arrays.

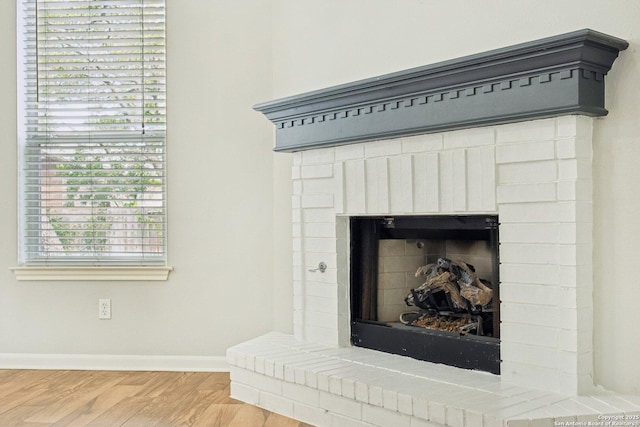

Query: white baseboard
[[0, 353, 229, 372]]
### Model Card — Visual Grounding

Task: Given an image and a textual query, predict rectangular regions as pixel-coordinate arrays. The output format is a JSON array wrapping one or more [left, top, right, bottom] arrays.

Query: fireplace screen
[[350, 215, 500, 374]]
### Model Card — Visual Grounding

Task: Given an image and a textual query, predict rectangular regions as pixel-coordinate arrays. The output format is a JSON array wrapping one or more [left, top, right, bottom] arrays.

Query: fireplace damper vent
[[350, 215, 500, 374]]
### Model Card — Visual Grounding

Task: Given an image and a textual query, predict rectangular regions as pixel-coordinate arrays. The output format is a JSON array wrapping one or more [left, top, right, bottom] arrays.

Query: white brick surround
[[228, 116, 640, 426], [292, 115, 594, 395]]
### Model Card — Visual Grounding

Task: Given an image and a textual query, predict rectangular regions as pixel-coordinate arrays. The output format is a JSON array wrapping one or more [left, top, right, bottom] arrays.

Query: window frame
[[14, 0, 171, 280]]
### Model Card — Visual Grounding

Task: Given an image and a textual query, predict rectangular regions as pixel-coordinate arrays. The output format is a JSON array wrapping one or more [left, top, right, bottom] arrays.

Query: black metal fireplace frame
[[349, 215, 501, 374]]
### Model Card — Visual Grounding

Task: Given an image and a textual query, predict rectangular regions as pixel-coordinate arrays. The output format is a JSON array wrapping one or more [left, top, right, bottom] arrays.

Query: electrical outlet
[[98, 298, 111, 319]]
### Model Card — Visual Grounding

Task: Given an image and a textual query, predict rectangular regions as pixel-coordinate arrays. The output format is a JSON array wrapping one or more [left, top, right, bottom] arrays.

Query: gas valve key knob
[[308, 262, 327, 273]]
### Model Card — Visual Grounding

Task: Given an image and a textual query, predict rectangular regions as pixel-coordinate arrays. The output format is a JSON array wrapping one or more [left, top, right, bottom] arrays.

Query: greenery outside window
[[15, 0, 169, 279]]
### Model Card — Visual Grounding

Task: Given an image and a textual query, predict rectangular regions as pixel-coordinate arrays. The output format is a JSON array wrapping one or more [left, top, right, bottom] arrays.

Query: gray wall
[[0, 0, 278, 362]]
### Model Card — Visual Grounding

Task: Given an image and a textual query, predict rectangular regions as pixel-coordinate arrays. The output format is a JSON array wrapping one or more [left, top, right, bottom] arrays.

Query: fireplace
[[349, 215, 500, 373], [228, 30, 637, 427]]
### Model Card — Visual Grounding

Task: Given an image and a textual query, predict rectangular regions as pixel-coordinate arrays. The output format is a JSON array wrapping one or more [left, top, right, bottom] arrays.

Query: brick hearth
[[228, 333, 640, 427]]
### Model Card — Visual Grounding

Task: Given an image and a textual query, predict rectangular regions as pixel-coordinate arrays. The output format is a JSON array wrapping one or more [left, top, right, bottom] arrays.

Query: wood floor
[[0, 370, 314, 426]]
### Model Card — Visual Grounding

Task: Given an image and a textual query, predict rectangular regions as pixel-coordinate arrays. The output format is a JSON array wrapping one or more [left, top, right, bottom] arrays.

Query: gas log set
[[401, 257, 495, 337]]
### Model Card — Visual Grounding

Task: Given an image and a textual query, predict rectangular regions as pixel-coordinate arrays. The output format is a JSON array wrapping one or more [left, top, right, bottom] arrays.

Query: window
[[16, 0, 167, 274]]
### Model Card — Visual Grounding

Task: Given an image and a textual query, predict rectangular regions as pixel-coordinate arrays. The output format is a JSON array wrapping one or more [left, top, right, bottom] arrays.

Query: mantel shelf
[[254, 29, 628, 152]]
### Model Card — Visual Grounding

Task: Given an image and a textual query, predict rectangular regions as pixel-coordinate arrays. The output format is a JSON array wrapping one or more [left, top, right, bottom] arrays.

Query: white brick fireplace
[[228, 30, 640, 426], [288, 114, 595, 395]]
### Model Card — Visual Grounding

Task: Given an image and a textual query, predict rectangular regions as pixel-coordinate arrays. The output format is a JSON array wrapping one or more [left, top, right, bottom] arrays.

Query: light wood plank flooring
[[0, 370, 313, 426]]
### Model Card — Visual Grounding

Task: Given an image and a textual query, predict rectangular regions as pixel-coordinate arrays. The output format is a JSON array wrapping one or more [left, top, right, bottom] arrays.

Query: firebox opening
[[350, 215, 501, 374]]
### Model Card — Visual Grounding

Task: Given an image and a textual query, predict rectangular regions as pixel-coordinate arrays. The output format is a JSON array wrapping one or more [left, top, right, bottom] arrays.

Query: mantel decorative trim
[[254, 29, 628, 152]]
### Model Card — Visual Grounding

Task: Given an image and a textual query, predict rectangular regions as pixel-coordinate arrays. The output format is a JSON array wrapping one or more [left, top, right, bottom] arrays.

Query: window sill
[[10, 266, 173, 281]]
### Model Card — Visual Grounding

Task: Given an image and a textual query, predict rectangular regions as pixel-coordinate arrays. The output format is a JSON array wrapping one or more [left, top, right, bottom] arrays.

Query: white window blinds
[[18, 0, 167, 264]]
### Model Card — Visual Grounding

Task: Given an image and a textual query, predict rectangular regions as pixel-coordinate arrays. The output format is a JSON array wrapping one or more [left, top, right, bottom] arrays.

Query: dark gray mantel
[[254, 29, 628, 152]]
